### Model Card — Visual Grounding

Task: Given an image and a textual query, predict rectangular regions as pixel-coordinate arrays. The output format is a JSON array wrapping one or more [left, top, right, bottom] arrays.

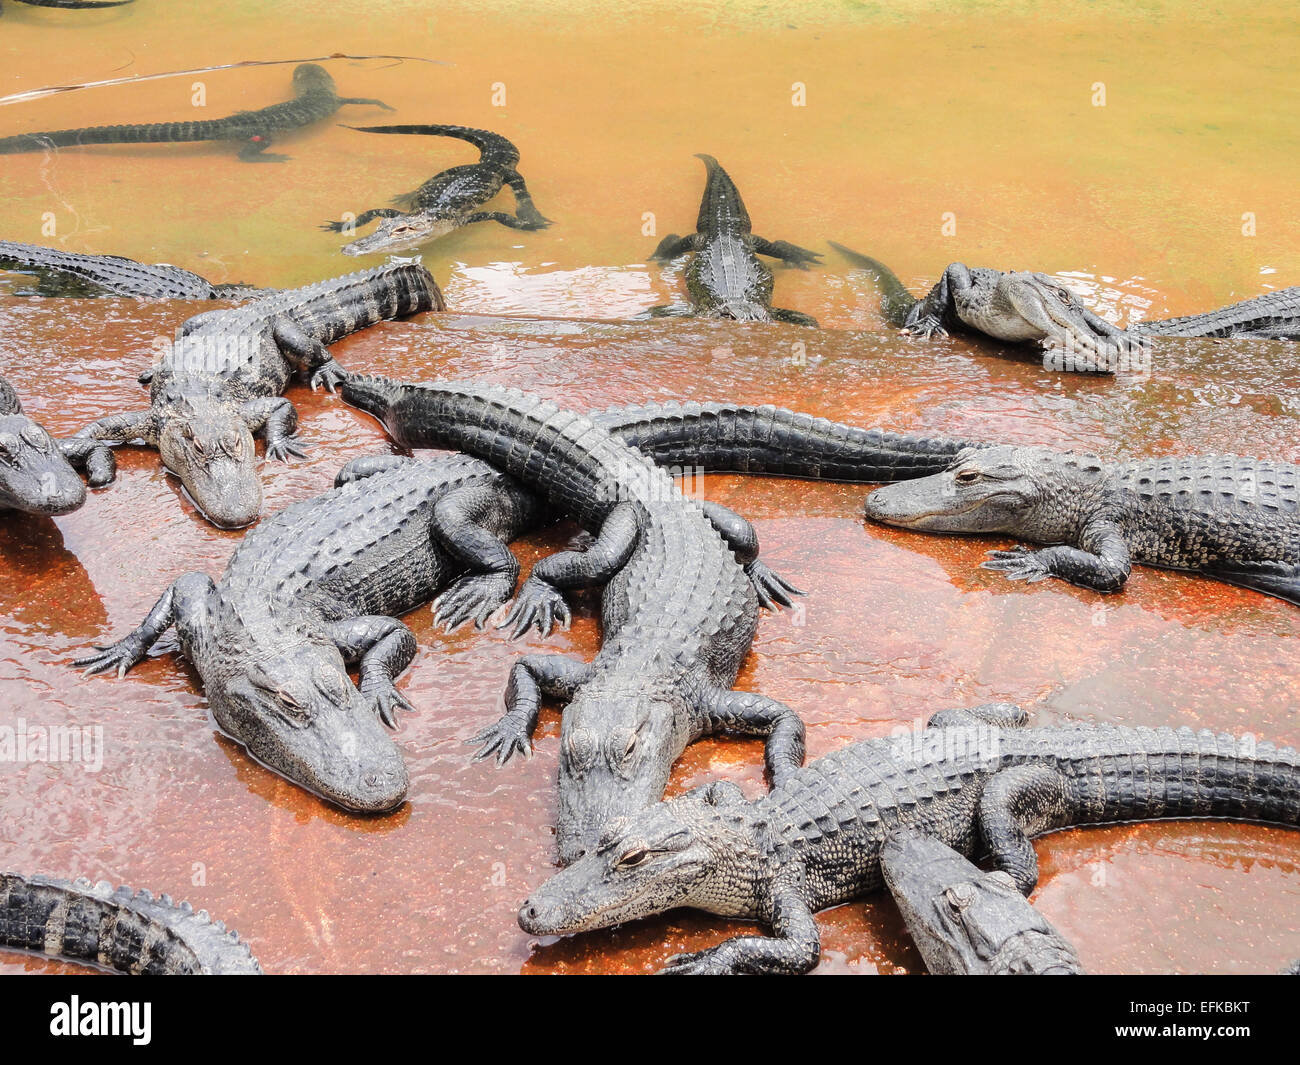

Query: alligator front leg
[[237, 135, 288, 163], [321, 208, 404, 233], [977, 763, 1072, 894], [240, 396, 306, 462], [329, 616, 418, 727], [503, 169, 552, 228], [698, 500, 803, 610], [696, 685, 806, 786], [428, 484, 533, 631], [649, 233, 698, 261], [661, 865, 820, 975], [271, 319, 345, 392], [498, 501, 640, 638], [57, 436, 116, 487], [470, 654, 593, 765], [902, 262, 970, 339], [74, 409, 156, 449], [982, 518, 1131, 593], [73, 573, 216, 678], [334, 454, 415, 487], [750, 237, 822, 267]]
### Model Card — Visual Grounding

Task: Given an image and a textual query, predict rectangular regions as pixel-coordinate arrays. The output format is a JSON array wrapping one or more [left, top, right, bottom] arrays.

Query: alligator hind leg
[[73, 573, 216, 678], [698, 500, 803, 610], [697, 686, 806, 786], [329, 616, 418, 727], [429, 484, 532, 632], [977, 764, 1072, 895], [321, 208, 404, 233], [770, 307, 819, 328], [649, 233, 698, 261], [750, 237, 822, 267], [927, 703, 1029, 730], [237, 136, 288, 163], [503, 169, 552, 227], [982, 518, 1131, 593], [498, 501, 640, 639], [271, 319, 345, 392], [470, 654, 593, 765], [240, 396, 306, 462]]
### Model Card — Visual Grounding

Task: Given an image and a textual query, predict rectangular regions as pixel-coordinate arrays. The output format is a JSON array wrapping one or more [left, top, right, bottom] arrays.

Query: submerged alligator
[[0, 63, 390, 162], [830, 243, 1141, 370], [519, 703, 1300, 974], [1, 0, 131, 12], [0, 240, 265, 299], [0, 872, 261, 974], [0, 373, 112, 514], [881, 829, 1083, 975], [324, 124, 551, 255], [649, 154, 820, 325], [864, 446, 1300, 605], [77, 399, 970, 813], [71, 261, 444, 529]]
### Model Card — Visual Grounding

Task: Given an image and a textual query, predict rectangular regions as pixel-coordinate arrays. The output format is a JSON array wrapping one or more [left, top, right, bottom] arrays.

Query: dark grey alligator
[[864, 445, 1300, 604], [830, 242, 1143, 371], [1, 0, 131, 12], [72, 261, 444, 529], [0, 373, 113, 514], [519, 703, 1300, 974], [881, 829, 1083, 975], [1132, 288, 1300, 340], [0, 871, 261, 974], [324, 124, 551, 255], [0, 64, 390, 162], [649, 155, 820, 326], [76, 399, 971, 813], [0, 240, 266, 298]]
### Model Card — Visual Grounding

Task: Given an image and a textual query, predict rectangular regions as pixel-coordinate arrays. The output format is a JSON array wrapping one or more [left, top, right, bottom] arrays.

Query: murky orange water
[[2, 0, 1298, 974]]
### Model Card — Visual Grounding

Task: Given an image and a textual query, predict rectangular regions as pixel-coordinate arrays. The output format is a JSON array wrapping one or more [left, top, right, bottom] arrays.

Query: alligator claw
[[363, 681, 414, 728], [73, 639, 144, 679], [264, 435, 309, 463], [745, 560, 804, 611], [981, 546, 1052, 583], [467, 715, 532, 766], [659, 948, 735, 975], [497, 577, 571, 640], [309, 359, 347, 394], [901, 316, 947, 340], [432, 574, 515, 632]]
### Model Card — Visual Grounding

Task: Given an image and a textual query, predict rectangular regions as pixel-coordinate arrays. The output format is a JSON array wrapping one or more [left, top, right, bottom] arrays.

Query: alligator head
[[520, 780, 758, 934], [0, 412, 86, 515], [204, 640, 409, 814], [863, 444, 1102, 542], [157, 410, 261, 529], [340, 215, 458, 256], [291, 63, 336, 96], [880, 829, 1082, 974], [553, 686, 698, 865]]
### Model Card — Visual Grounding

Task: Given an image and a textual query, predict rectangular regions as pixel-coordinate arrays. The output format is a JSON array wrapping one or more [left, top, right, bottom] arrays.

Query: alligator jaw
[[341, 217, 457, 256]]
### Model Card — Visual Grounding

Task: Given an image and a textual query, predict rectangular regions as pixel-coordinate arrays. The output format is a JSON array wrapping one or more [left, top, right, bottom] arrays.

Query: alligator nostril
[[525, 905, 537, 920]]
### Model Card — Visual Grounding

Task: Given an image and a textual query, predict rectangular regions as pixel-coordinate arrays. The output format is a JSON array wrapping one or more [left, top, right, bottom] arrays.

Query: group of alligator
[[2, 58, 1300, 977]]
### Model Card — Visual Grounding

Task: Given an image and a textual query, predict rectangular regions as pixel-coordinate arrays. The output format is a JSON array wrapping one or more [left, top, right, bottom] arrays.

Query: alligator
[[1, 0, 131, 12], [1132, 287, 1300, 340], [649, 154, 820, 326], [75, 399, 971, 813], [71, 261, 444, 529], [518, 703, 1300, 974], [864, 445, 1300, 605], [0, 63, 390, 162], [829, 242, 1144, 370], [0, 240, 266, 299], [0, 872, 261, 974], [323, 124, 551, 255], [881, 829, 1083, 974], [0, 373, 114, 514]]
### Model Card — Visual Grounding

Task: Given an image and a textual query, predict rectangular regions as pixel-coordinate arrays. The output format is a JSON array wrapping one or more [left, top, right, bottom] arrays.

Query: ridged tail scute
[[0, 872, 262, 975], [340, 371, 405, 427], [694, 153, 751, 235], [344, 123, 521, 168]]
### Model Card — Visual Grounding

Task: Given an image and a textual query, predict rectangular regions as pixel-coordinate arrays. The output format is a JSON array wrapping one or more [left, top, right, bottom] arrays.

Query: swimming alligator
[[1131, 287, 1300, 340], [649, 155, 820, 325], [71, 261, 444, 529], [830, 242, 1144, 370], [1, 373, 113, 514], [0, 63, 390, 162], [518, 703, 1300, 974], [324, 124, 551, 255], [1, 0, 131, 12], [864, 445, 1300, 605], [881, 829, 1083, 975], [76, 399, 971, 813], [0, 240, 266, 299], [0, 872, 261, 974]]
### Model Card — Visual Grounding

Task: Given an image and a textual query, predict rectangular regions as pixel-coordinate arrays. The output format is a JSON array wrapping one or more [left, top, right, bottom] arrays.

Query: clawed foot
[[264, 435, 309, 463], [320, 220, 350, 233], [310, 359, 348, 393], [496, 577, 571, 639], [360, 676, 414, 728], [432, 573, 515, 632], [73, 637, 146, 678], [981, 545, 1052, 582], [745, 560, 804, 611], [901, 316, 947, 340], [659, 948, 735, 975], [467, 713, 532, 766]]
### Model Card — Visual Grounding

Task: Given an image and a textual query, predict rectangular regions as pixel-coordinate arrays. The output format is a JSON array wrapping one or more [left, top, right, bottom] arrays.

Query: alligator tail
[[0, 872, 262, 974], [0, 120, 223, 154], [593, 402, 980, 482], [693, 153, 751, 234], [828, 241, 918, 327], [1205, 561, 1300, 606], [339, 371, 404, 426], [344, 123, 521, 167]]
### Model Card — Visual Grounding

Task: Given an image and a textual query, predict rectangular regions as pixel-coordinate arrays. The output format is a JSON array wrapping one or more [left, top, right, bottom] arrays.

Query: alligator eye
[[943, 884, 974, 912], [616, 848, 650, 869], [621, 734, 637, 762], [19, 426, 49, 451], [276, 687, 304, 711], [954, 469, 981, 484]]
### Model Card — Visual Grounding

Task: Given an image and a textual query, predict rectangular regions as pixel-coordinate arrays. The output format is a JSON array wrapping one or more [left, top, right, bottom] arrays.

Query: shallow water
[[1, 0, 1298, 974]]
